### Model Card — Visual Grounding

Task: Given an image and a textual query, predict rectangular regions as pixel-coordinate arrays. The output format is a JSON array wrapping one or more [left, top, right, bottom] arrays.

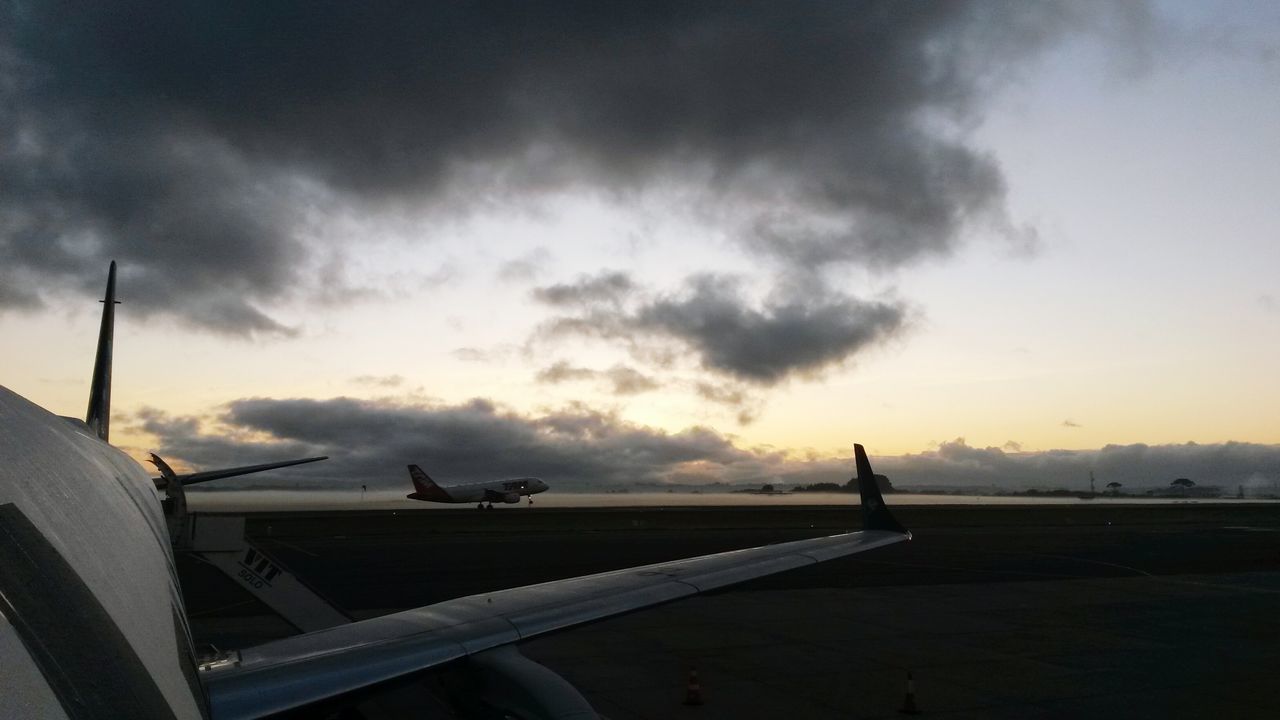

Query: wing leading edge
[[203, 444, 909, 720]]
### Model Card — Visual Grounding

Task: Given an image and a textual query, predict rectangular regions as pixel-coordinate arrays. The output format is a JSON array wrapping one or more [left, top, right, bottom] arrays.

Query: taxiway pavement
[[182, 503, 1280, 718]]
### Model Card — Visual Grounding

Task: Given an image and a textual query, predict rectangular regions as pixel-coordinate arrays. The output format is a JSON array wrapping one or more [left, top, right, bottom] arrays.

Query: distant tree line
[[1005, 476, 1211, 498], [792, 474, 896, 493]]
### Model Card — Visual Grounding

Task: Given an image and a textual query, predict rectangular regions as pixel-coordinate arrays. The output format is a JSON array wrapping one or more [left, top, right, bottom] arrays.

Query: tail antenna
[[85, 261, 119, 442]]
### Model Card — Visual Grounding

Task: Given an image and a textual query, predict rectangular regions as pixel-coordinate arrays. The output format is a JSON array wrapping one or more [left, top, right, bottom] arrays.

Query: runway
[[181, 503, 1280, 718]]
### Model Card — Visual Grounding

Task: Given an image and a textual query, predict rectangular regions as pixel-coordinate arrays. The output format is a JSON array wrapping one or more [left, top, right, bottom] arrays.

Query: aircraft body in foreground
[[0, 262, 910, 719], [407, 464, 548, 508]]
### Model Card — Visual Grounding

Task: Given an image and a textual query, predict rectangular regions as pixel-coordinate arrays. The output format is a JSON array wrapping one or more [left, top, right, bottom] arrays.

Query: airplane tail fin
[[855, 444, 909, 535], [85, 261, 119, 442], [407, 465, 451, 501]]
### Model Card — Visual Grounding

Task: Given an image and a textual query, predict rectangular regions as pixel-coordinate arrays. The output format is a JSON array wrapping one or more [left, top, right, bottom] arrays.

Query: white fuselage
[[0, 386, 204, 719], [444, 478, 547, 503]]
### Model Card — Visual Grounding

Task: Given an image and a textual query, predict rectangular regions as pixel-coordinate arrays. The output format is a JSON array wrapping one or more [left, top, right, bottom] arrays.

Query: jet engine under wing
[[204, 527, 908, 719]]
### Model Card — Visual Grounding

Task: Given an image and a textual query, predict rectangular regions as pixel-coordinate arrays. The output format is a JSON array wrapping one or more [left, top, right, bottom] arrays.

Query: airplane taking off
[[0, 262, 911, 720], [407, 464, 548, 508]]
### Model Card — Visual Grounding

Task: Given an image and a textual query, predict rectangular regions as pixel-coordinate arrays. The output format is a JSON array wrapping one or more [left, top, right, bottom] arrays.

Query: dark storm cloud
[[132, 407, 323, 471], [135, 402, 1280, 493], [539, 274, 907, 385], [635, 277, 906, 383], [0, 95, 308, 335], [0, 2, 1147, 332], [136, 397, 760, 489]]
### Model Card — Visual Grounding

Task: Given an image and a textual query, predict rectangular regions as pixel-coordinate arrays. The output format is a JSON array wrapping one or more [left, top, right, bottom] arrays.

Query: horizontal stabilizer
[[166, 456, 328, 486]]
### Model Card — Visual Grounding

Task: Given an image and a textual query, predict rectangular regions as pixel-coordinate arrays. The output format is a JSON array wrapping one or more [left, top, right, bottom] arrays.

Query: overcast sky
[[2, 1, 1278, 490]]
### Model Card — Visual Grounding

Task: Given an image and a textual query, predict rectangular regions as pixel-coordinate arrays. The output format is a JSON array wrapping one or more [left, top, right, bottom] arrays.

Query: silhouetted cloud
[[694, 382, 748, 406], [536, 361, 595, 384], [636, 278, 906, 383], [134, 404, 1280, 493], [133, 407, 323, 473], [135, 398, 762, 488], [0, 2, 1148, 332], [451, 345, 522, 363], [497, 248, 552, 283], [876, 438, 1280, 490], [452, 348, 491, 363], [604, 366, 660, 395], [533, 272, 636, 307], [351, 374, 406, 388], [536, 361, 658, 396], [538, 274, 907, 385], [694, 381, 763, 425]]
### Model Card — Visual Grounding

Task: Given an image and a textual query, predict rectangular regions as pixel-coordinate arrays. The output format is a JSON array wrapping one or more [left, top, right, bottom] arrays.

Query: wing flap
[[204, 528, 908, 719]]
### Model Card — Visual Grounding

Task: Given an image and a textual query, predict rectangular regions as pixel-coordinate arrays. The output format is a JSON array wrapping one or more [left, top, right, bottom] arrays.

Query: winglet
[[85, 261, 119, 442], [855, 444, 909, 535]]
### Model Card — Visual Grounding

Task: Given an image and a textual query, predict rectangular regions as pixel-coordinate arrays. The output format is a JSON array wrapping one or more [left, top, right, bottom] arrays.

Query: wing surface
[[204, 527, 906, 719]]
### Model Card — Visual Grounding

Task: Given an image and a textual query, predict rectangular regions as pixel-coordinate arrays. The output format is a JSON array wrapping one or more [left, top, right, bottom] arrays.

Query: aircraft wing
[[203, 444, 909, 719], [204, 527, 908, 719]]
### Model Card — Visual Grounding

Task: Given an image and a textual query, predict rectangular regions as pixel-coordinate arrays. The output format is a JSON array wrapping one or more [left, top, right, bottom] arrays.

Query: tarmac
[[181, 503, 1280, 718]]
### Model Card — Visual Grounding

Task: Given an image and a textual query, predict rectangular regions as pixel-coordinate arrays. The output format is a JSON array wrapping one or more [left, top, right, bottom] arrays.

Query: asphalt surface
[[180, 504, 1280, 718], [181, 504, 1280, 621]]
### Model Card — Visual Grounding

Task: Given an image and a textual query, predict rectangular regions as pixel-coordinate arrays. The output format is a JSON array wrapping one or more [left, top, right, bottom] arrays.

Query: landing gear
[[486, 503, 494, 510], [476, 503, 485, 510], [528, 496, 534, 506]]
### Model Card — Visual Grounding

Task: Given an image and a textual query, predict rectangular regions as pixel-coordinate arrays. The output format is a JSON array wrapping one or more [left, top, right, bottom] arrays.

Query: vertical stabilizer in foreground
[[85, 260, 118, 441]]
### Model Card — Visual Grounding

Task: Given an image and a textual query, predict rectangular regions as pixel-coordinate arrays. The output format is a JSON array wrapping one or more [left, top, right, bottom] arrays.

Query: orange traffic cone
[[899, 670, 920, 715], [683, 667, 704, 706]]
